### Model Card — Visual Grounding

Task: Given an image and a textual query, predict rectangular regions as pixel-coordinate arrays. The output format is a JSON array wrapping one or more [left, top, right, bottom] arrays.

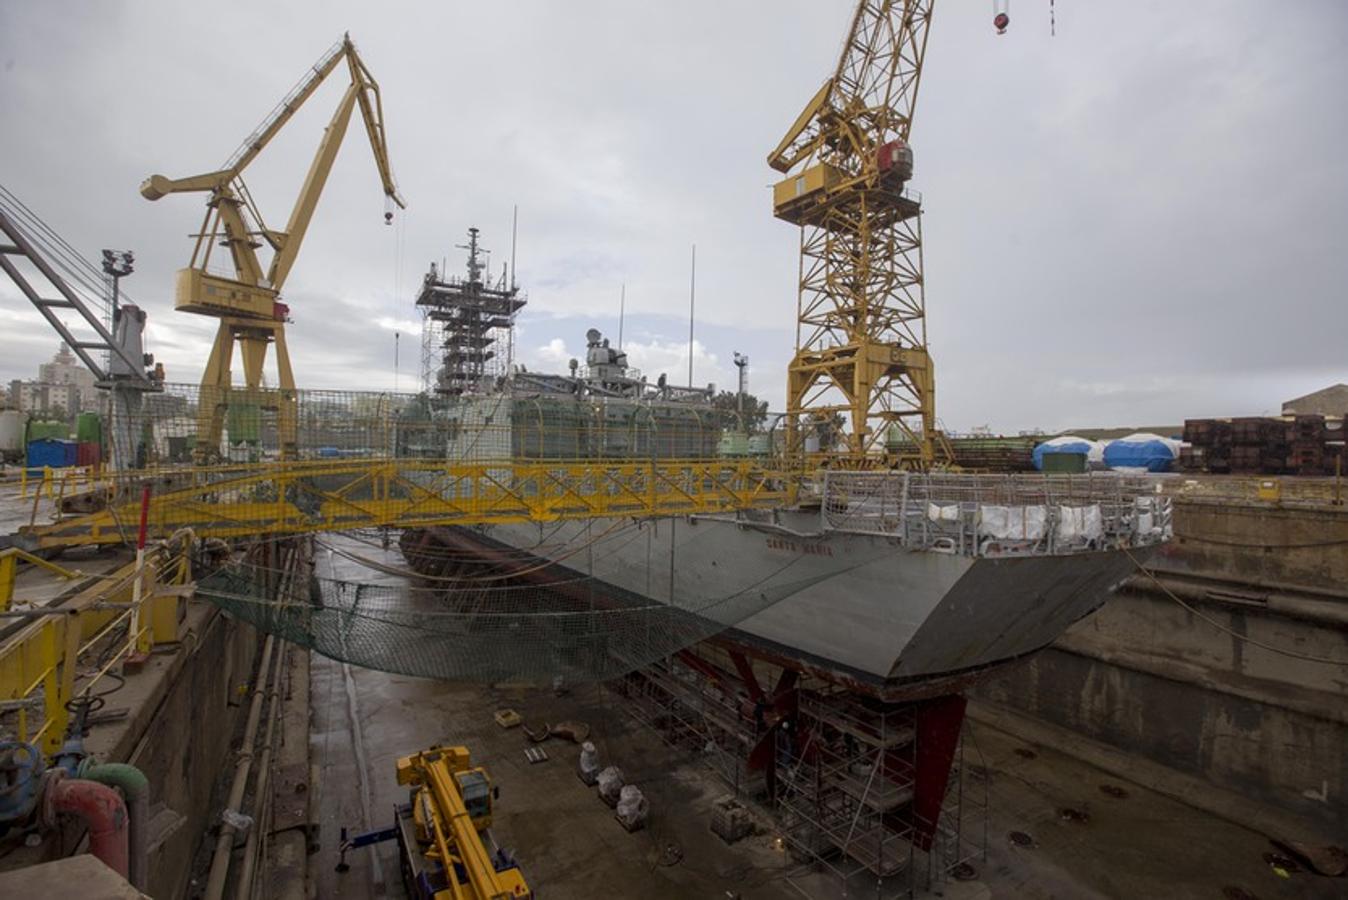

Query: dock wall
[[974, 499, 1348, 840], [88, 603, 261, 898]]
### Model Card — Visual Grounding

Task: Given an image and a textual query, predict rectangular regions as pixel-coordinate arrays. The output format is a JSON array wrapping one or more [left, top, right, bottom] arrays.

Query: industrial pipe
[[44, 774, 130, 882], [204, 633, 276, 900], [82, 762, 150, 893], [233, 643, 287, 900], [1120, 572, 1348, 627]]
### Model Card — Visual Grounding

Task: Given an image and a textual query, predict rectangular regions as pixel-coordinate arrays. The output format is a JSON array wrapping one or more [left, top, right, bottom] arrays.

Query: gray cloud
[[2, 0, 1345, 433]]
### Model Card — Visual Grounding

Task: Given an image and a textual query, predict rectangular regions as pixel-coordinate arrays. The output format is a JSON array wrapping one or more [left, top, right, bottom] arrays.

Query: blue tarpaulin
[[1103, 434, 1177, 472]]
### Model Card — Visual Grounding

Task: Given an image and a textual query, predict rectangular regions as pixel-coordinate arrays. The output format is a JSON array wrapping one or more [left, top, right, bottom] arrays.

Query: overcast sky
[[2, 1, 1345, 432]]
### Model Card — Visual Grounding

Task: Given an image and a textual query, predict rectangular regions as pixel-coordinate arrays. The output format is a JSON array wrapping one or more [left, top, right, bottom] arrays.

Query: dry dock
[[3, 477, 1346, 898], [306, 654, 1333, 899], [298, 539, 1342, 900], [2, 485, 1346, 898]]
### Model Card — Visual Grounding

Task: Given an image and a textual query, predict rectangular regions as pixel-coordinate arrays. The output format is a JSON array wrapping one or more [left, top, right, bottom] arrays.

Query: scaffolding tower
[[621, 651, 987, 899], [776, 689, 919, 885], [417, 227, 526, 395], [622, 654, 763, 797]]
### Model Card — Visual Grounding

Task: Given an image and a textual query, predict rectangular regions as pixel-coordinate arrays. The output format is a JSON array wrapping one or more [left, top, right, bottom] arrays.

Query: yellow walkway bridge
[[19, 456, 799, 550]]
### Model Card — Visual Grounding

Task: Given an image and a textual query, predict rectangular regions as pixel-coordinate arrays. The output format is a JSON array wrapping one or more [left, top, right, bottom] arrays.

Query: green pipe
[[81, 762, 149, 892]]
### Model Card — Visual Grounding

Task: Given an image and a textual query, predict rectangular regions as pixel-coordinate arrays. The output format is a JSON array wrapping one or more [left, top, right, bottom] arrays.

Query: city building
[[6, 342, 103, 418]]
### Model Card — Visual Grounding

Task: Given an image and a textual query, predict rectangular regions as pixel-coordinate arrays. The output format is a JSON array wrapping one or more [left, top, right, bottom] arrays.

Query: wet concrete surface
[[307, 539, 1344, 899], [312, 660, 811, 899], [948, 720, 1341, 900]]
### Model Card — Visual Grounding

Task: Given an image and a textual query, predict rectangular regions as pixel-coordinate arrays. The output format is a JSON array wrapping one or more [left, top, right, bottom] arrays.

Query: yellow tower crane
[[769, 0, 948, 468], [140, 33, 405, 461]]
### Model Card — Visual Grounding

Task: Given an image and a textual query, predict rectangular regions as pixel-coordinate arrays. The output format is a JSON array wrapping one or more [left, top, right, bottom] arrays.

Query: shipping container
[[76, 441, 101, 467], [75, 411, 102, 444], [27, 438, 77, 468], [26, 420, 69, 442], [1041, 451, 1088, 474]]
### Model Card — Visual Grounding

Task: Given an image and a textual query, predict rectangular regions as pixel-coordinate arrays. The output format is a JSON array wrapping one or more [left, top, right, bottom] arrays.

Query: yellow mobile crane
[[338, 744, 531, 900], [141, 34, 404, 461], [769, 0, 944, 467]]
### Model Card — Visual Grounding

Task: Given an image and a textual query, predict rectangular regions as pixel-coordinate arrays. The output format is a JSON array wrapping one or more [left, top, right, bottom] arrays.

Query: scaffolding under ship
[[402, 231, 1171, 700]]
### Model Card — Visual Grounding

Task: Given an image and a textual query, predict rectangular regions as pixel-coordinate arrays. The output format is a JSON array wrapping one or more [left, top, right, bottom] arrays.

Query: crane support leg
[[195, 319, 299, 462]]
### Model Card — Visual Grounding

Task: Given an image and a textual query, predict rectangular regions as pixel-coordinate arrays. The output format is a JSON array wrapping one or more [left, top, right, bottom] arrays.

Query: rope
[[317, 517, 639, 583], [1123, 548, 1346, 666], [193, 538, 887, 685]]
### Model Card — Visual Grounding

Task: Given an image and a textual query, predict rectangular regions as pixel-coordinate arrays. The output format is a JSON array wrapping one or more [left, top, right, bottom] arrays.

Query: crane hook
[[993, 0, 1010, 34]]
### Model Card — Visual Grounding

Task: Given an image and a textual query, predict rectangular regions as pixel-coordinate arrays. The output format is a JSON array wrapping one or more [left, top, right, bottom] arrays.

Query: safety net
[[195, 529, 878, 684]]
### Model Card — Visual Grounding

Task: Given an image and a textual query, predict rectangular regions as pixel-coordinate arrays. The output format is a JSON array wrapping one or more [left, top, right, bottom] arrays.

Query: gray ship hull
[[437, 506, 1139, 689]]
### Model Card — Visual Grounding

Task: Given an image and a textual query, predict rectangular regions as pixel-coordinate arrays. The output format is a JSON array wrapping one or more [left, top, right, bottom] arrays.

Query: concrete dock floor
[[308, 653, 1341, 899], [304, 536, 1341, 899]]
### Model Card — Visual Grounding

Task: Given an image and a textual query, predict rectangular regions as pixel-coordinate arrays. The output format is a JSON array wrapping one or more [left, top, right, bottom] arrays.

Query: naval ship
[[397, 232, 1171, 699]]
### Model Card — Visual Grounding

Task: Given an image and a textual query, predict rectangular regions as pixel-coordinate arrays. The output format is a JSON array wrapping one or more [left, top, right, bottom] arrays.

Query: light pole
[[732, 352, 749, 430], [101, 249, 134, 320]]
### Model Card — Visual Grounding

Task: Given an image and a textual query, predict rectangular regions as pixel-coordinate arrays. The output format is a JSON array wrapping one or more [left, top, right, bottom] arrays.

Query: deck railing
[[820, 471, 1172, 557]]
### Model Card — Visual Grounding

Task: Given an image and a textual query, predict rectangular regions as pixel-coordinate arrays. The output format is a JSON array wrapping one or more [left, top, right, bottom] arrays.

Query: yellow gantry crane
[[770, 0, 946, 467], [141, 34, 405, 461]]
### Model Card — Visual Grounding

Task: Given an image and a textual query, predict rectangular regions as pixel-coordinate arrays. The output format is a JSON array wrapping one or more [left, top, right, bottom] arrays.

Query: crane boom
[[771, 0, 942, 466], [140, 34, 404, 461], [828, 0, 930, 146]]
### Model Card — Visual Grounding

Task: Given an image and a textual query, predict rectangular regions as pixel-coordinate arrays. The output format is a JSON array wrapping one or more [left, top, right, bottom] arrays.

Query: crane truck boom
[[339, 744, 531, 900]]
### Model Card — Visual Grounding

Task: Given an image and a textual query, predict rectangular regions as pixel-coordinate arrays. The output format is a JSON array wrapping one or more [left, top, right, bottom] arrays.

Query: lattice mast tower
[[769, 0, 942, 466], [417, 228, 525, 395]]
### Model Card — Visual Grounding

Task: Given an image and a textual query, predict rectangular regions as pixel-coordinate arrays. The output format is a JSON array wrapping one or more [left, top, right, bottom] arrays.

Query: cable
[[318, 517, 640, 583], [1124, 548, 1346, 666], [333, 517, 625, 563]]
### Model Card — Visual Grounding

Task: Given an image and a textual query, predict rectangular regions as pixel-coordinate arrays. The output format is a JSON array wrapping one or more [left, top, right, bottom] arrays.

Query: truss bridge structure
[[19, 456, 795, 550]]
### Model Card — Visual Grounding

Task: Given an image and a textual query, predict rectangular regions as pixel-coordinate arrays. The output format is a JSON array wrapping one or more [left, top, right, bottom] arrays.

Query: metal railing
[[0, 547, 192, 753], [1161, 474, 1346, 507], [21, 455, 799, 549], [820, 471, 1173, 557]]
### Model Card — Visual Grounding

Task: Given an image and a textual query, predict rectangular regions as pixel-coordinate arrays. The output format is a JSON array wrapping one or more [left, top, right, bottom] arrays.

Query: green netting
[[195, 534, 879, 684], [114, 383, 747, 468]]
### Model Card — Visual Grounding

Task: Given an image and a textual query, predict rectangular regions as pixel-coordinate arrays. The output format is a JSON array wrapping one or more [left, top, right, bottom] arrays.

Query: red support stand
[[910, 694, 967, 851]]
